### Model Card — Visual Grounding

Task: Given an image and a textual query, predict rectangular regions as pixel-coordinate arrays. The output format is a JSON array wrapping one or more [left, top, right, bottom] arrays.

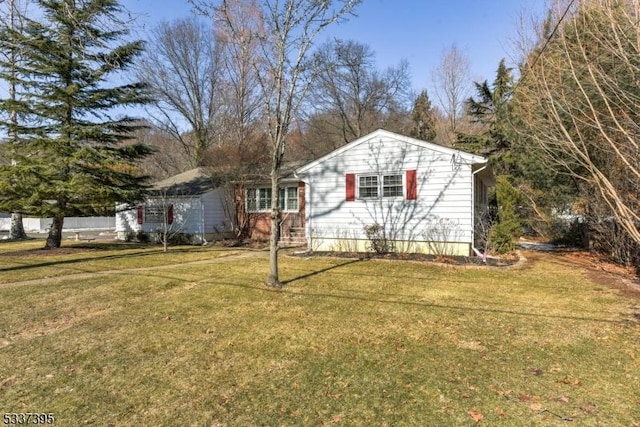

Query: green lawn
[[0, 240, 639, 426]]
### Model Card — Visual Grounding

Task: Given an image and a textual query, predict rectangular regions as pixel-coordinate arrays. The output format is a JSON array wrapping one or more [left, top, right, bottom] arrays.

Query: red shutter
[[346, 173, 356, 201], [137, 204, 144, 224], [406, 170, 417, 200], [167, 204, 174, 225]]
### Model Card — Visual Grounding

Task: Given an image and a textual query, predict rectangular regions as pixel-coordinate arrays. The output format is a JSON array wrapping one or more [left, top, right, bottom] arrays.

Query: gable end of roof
[[296, 129, 487, 174]]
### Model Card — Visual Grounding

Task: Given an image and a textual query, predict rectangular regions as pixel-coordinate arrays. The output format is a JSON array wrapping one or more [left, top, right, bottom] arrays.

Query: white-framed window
[[286, 186, 298, 211], [246, 186, 299, 212], [383, 174, 403, 197], [246, 188, 257, 212], [358, 174, 403, 199], [359, 175, 379, 198], [144, 205, 164, 223], [258, 188, 271, 211]]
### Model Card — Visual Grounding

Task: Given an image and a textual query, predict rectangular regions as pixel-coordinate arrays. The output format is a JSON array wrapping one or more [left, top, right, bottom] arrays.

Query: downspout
[[471, 163, 488, 260]]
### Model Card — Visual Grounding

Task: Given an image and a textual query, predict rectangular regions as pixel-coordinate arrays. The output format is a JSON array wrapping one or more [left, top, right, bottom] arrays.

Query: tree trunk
[[163, 230, 168, 252], [45, 214, 64, 249], [9, 212, 27, 239], [267, 170, 282, 288]]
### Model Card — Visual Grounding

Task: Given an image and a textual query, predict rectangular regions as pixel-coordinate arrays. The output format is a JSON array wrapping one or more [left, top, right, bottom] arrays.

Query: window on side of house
[[246, 188, 257, 212], [359, 175, 379, 198], [258, 188, 271, 211], [383, 174, 403, 197], [286, 186, 298, 211], [277, 186, 299, 212], [348, 170, 417, 202], [246, 186, 299, 212], [279, 188, 285, 211], [144, 205, 164, 223]]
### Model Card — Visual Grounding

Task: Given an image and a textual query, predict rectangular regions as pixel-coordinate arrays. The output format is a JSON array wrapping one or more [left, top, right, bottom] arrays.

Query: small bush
[[488, 176, 523, 254], [549, 217, 588, 248], [150, 231, 198, 247], [168, 233, 195, 245], [136, 231, 150, 243], [422, 218, 462, 256], [364, 223, 394, 254], [123, 231, 151, 244], [489, 221, 518, 253], [590, 218, 640, 274]]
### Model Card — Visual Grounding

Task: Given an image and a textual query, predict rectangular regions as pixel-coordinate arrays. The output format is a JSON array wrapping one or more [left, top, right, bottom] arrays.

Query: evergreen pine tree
[[0, 0, 28, 239], [0, 0, 152, 249], [457, 59, 514, 174], [409, 90, 437, 141]]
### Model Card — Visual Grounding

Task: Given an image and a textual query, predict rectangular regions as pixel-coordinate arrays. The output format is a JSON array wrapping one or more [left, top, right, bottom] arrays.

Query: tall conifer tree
[[0, 0, 152, 249], [409, 90, 437, 141], [457, 59, 514, 174], [0, 0, 29, 239]]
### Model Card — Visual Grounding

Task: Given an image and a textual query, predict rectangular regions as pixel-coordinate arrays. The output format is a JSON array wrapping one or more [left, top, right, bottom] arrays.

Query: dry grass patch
[[0, 242, 639, 425]]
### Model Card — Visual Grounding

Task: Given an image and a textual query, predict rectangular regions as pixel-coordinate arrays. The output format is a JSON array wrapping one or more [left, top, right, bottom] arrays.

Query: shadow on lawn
[[200, 276, 631, 325], [0, 244, 210, 274], [285, 289, 631, 324], [283, 258, 365, 285]]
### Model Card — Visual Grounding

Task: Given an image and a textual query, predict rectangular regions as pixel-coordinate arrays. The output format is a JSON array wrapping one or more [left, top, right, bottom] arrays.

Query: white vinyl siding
[[202, 187, 232, 233], [116, 187, 232, 240]]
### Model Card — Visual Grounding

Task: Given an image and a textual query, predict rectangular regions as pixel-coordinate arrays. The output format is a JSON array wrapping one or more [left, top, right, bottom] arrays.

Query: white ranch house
[[295, 129, 494, 256], [115, 129, 493, 254]]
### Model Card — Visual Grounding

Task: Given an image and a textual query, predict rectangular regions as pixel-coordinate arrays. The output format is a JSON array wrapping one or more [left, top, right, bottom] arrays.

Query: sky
[[122, 0, 547, 98]]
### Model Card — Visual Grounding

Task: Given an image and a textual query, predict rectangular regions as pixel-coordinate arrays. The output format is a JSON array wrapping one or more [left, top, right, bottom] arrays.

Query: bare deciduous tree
[[213, 0, 265, 148], [215, 0, 362, 287], [305, 38, 411, 155], [146, 189, 200, 252], [138, 16, 222, 167], [133, 123, 193, 179], [431, 44, 471, 142], [508, 0, 574, 67], [513, 0, 640, 245]]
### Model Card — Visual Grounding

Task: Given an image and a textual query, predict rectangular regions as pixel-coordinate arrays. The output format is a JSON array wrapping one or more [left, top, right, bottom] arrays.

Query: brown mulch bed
[[291, 250, 520, 267]]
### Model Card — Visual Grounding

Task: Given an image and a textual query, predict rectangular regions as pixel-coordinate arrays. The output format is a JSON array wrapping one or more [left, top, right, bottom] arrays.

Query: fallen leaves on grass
[[559, 376, 582, 386], [518, 393, 531, 402], [580, 404, 597, 414], [468, 408, 484, 422]]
